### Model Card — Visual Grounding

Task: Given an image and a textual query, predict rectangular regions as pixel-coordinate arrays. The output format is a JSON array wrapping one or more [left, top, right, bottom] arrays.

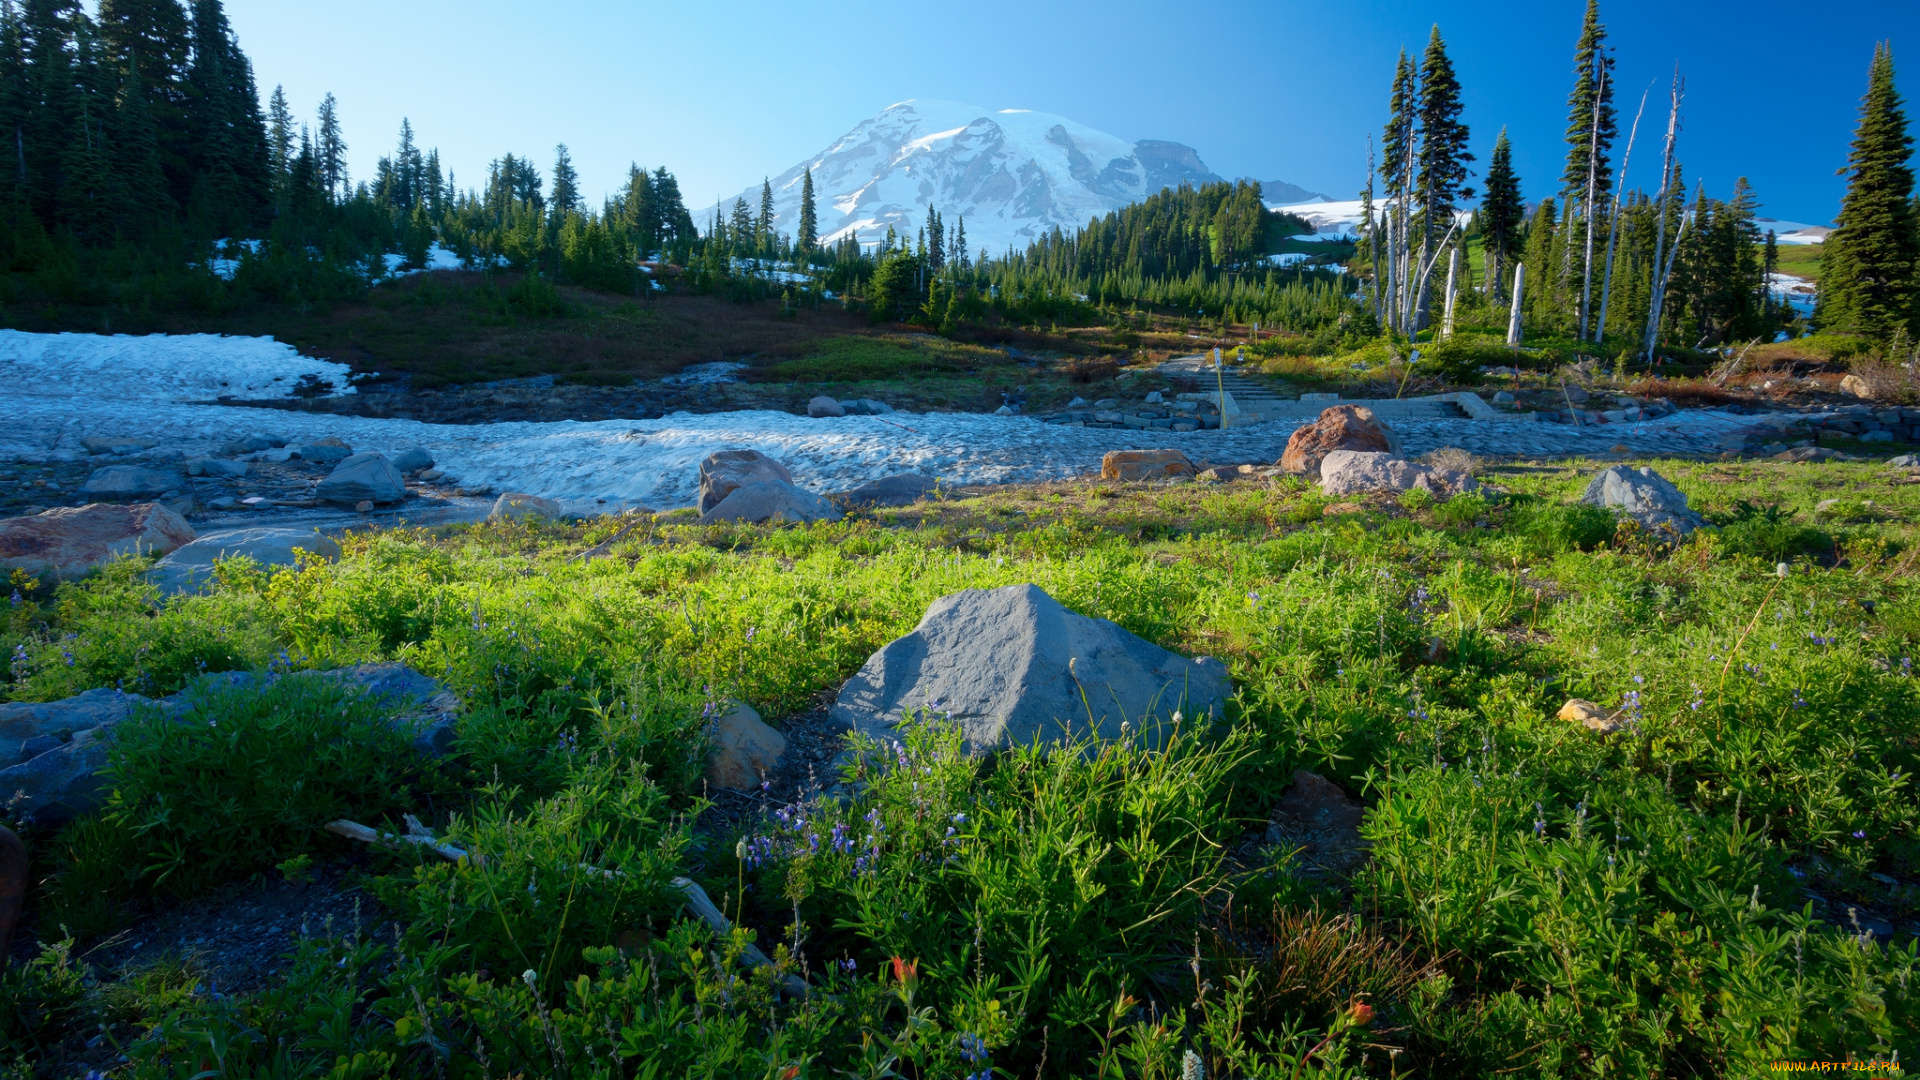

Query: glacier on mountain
[[702, 99, 1231, 255]]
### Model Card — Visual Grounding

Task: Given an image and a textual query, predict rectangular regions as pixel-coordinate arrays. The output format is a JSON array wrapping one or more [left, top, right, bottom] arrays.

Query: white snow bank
[[1767, 272, 1817, 314], [3, 331, 1789, 515], [384, 243, 469, 276], [0, 330, 355, 403]]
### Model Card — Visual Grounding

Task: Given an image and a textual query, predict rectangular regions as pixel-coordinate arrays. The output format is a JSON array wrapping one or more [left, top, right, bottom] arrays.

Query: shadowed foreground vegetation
[[3, 459, 1918, 1077]]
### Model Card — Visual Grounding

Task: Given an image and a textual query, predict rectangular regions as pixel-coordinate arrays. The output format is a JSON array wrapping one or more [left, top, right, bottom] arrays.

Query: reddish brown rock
[[1100, 449, 1195, 481], [0, 502, 196, 581], [698, 450, 795, 514], [1279, 406, 1402, 477]]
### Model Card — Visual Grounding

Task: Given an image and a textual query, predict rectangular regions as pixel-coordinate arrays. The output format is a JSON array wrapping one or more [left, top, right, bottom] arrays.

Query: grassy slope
[[7, 457, 1918, 1074]]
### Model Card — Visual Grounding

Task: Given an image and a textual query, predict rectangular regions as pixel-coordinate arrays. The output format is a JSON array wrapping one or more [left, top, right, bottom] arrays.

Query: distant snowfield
[[3, 332, 1782, 513]]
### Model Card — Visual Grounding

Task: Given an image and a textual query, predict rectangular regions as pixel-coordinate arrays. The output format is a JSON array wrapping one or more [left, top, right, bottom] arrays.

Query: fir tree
[[266, 83, 292, 181], [796, 166, 817, 255], [755, 177, 773, 246], [1480, 127, 1523, 301], [1561, 0, 1618, 201], [549, 143, 580, 219], [1381, 49, 1417, 197], [1818, 42, 1918, 339], [1415, 25, 1470, 323], [728, 196, 751, 249], [315, 91, 345, 201]]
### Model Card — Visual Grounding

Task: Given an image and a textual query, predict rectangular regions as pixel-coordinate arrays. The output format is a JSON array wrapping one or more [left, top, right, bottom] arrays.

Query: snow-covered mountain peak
[[701, 99, 1229, 255]]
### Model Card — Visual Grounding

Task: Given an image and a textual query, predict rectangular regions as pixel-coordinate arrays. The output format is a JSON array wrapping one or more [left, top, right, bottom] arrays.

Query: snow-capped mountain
[[702, 100, 1239, 255]]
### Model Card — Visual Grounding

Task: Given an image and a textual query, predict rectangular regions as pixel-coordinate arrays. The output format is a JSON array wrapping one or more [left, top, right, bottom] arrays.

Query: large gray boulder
[[1580, 465, 1704, 536], [701, 481, 843, 525], [829, 583, 1231, 753], [0, 503, 196, 581], [698, 449, 794, 515], [186, 457, 249, 478], [0, 662, 461, 826], [82, 436, 157, 456], [838, 399, 894, 416], [807, 395, 845, 418], [837, 473, 938, 508], [315, 453, 407, 505], [1320, 451, 1477, 498], [489, 492, 562, 521], [81, 465, 187, 500], [148, 527, 342, 593]]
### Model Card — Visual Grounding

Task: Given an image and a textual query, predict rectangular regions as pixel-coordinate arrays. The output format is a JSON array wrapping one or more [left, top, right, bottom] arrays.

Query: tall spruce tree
[[1381, 49, 1417, 197], [549, 143, 580, 220], [1415, 26, 1470, 322], [1480, 128, 1524, 301], [796, 166, 817, 255], [1818, 42, 1918, 339], [315, 91, 345, 201], [266, 83, 291, 182], [1561, 0, 1618, 200], [755, 177, 773, 247]]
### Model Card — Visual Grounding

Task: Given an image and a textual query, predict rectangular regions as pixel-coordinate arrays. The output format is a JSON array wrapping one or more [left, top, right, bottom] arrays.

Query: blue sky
[[224, 0, 1915, 227]]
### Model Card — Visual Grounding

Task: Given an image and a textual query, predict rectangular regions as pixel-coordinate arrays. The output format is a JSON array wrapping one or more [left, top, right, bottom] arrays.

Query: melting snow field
[[3, 332, 1782, 513]]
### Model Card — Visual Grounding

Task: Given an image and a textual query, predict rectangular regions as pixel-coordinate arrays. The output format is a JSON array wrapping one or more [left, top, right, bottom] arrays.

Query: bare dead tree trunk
[[1507, 262, 1526, 345], [1641, 70, 1685, 364], [1442, 244, 1461, 338], [1577, 65, 1608, 343], [1596, 85, 1650, 346]]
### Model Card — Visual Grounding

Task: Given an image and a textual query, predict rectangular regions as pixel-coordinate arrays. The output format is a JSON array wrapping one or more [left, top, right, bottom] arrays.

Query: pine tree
[[1480, 128, 1523, 301], [1381, 49, 1417, 197], [110, 46, 168, 234], [1414, 25, 1470, 325], [315, 91, 345, 201], [728, 196, 751, 250], [954, 215, 966, 271], [755, 177, 773, 247], [1561, 0, 1618, 200], [549, 143, 580, 220], [1817, 42, 1918, 340], [796, 166, 817, 255], [266, 83, 292, 182]]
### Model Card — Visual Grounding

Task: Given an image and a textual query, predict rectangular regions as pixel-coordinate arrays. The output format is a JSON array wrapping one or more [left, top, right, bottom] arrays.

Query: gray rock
[[700, 480, 843, 525], [807, 395, 845, 418], [829, 583, 1231, 754], [218, 436, 275, 456], [1144, 390, 1164, 404], [838, 399, 895, 416], [390, 447, 435, 473], [149, 527, 342, 594], [80, 465, 188, 500], [994, 405, 1017, 416], [185, 457, 249, 478], [315, 453, 406, 505], [1264, 770, 1370, 877], [292, 438, 353, 464], [81, 436, 157, 455], [706, 702, 786, 790], [0, 727, 114, 826], [488, 492, 562, 521], [1066, 397, 1090, 408], [1890, 454, 1920, 468], [1579, 465, 1705, 536], [0, 687, 157, 768], [698, 450, 794, 515], [1492, 391, 1516, 404], [1860, 430, 1895, 443], [1319, 451, 1477, 497], [205, 497, 236, 510], [837, 473, 938, 508]]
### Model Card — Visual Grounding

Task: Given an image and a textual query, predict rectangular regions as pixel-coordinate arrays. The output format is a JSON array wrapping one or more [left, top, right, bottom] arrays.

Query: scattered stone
[[1492, 391, 1516, 404], [807, 395, 845, 418], [837, 473, 939, 508], [149, 527, 342, 594], [701, 481, 843, 525], [217, 435, 276, 456], [698, 450, 795, 514], [186, 457, 249, 478], [838, 399, 894, 415], [1093, 398, 1117, 409], [1561, 384, 1590, 404], [1557, 698, 1623, 735], [354, 500, 373, 513], [1840, 373, 1873, 399], [489, 492, 562, 521], [81, 436, 157, 455], [1100, 449, 1195, 481], [1774, 446, 1854, 462], [1066, 396, 1089, 408], [0, 687, 154, 768], [1144, 390, 1164, 404], [1579, 465, 1705, 536], [315, 453, 407, 505], [205, 496, 236, 510], [389, 447, 435, 473], [994, 405, 1016, 415], [80, 465, 188, 500], [828, 583, 1231, 753], [706, 702, 787, 790], [292, 437, 354, 464], [1279, 406, 1403, 477], [1264, 770, 1370, 877], [0, 503, 196, 580], [1890, 454, 1920, 468], [1319, 451, 1477, 498]]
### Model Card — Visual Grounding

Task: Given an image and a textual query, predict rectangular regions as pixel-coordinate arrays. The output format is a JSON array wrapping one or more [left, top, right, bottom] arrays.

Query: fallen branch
[[325, 818, 809, 997], [569, 518, 646, 563]]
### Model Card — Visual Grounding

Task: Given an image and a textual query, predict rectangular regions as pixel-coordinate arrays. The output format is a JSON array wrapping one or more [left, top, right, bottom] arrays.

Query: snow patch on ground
[[384, 243, 469, 276], [4, 331, 1792, 516], [0, 330, 354, 403], [1767, 272, 1817, 314]]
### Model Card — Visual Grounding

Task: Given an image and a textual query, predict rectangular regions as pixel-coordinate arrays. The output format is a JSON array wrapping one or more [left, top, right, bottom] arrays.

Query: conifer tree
[[796, 167, 817, 255], [755, 177, 773, 247], [1480, 128, 1523, 301], [1561, 0, 1617, 200], [315, 91, 345, 201], [1414, 25, 1470, 324], [266, 83, 292, 182], [1818, 42, 1918, 339], [1382, 50, 1417, 197], [549, 143, 580, 220], [728, 196, 751, 250]]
